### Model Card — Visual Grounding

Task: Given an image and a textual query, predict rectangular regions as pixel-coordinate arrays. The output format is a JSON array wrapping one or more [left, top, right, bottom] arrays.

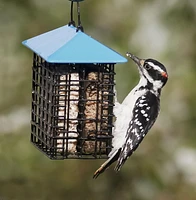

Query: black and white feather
[[114, 91, 159, 171], [93, 52, 168, 178]]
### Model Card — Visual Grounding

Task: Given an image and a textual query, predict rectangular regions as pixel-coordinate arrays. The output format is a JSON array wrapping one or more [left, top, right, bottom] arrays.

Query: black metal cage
[[31, 53, 115, 159]]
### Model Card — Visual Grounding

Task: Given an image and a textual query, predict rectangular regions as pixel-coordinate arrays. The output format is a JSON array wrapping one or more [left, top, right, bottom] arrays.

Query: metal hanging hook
[[76, 1, 84, 32], [68, 0, 84, 32], [68, 1, 75, 27]]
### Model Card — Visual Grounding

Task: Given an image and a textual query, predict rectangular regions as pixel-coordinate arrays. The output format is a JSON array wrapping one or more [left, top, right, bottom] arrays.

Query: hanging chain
[[68, 0, 84, 32]]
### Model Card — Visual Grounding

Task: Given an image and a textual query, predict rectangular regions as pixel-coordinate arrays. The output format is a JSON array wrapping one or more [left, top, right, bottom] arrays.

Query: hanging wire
[[68, 1, 75, 26], [76, 1, 84, 32], [68, 0, 84, 32]]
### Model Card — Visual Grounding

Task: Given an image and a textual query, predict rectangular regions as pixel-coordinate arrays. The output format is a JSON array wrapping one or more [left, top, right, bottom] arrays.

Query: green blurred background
[[0, 0, 196, 199]]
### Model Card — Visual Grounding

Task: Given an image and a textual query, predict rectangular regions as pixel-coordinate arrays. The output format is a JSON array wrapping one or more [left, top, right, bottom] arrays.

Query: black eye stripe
[[144, 60, 168, 80]]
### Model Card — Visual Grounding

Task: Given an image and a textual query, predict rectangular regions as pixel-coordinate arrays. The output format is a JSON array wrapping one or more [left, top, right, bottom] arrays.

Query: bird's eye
[[144, 63, 151, 70]]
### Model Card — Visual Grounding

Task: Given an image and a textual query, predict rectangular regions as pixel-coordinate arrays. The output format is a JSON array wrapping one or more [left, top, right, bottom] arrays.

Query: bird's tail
[[114, 156, 127, 172], [93, 149, 121, 179], [114, 148, 133, 172]]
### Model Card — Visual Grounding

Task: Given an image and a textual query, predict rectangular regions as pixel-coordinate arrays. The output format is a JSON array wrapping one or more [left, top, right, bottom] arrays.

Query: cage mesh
[[31, 54, 115, 159]]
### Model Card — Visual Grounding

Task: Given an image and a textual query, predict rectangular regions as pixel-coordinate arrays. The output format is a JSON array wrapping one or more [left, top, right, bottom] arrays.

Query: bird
[[93, 52, 168, 179]]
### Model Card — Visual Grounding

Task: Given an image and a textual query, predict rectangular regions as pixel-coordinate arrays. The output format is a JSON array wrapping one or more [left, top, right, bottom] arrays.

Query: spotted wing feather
[[115, 91, 160, 171]]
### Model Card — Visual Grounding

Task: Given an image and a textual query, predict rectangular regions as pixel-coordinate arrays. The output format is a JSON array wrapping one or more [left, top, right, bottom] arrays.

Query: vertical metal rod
[[77, 65, 86, 155], [69, 1, 75, 26], [77, 2, 81, 27], [71, 1, 74, 22], [107, 64, 115, 155], [31, 53, 37, 144], [76, 2, 84, 32]]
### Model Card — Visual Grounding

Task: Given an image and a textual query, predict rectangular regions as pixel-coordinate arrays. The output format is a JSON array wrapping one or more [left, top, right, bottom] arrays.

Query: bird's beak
[[126, 52, 145, 67]]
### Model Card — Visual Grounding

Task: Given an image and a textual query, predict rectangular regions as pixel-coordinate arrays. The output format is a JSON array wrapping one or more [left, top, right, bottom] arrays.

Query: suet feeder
[[22, 0, 127, 159]]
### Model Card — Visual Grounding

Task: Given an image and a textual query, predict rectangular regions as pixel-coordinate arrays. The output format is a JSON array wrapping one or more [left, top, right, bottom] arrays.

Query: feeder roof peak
[[22, 25, 127, 63]]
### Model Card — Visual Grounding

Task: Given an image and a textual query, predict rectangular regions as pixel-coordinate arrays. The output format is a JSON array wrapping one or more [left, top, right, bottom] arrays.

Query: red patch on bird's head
[[161, 72, 168, 78]]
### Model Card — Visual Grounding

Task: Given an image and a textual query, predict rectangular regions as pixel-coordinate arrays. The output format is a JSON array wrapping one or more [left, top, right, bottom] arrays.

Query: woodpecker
[[93, 52, 168, 178]]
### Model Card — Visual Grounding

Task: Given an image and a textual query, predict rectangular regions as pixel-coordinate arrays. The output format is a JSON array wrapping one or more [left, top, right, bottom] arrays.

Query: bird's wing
[[115, 92, 160, 171]]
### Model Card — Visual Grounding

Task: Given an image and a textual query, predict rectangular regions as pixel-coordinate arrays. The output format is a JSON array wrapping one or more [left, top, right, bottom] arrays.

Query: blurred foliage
[[0, 0, 196, 200]]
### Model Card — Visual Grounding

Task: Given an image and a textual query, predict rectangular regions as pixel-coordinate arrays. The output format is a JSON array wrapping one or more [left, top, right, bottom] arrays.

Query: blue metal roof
[[22, 25, 127, 63]]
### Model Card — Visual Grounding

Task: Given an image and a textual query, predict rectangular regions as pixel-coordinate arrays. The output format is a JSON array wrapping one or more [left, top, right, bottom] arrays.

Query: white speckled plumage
[[110, 80, 147, 155]]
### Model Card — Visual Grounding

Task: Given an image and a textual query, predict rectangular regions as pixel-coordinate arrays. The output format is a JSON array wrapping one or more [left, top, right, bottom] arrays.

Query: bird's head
[[126, 52, 168, 91]]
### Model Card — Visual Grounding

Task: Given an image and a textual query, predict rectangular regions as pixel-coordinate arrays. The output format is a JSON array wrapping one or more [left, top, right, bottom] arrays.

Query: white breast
[[109, 85, 147, 156]]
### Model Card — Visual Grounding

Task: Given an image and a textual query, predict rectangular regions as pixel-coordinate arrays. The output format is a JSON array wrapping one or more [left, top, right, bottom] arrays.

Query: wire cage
[[31, 53, 116, 159]]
